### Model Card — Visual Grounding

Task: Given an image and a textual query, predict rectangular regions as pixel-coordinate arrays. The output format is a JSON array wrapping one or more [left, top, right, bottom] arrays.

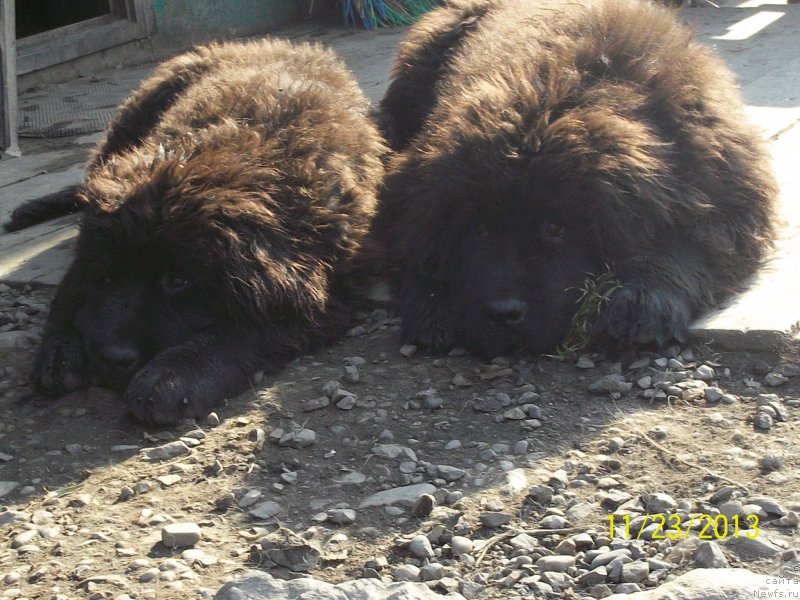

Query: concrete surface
[[0, 3, 798, 351]]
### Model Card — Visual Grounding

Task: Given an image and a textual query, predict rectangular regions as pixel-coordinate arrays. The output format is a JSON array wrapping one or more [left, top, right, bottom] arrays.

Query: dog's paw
[[35, 334, 91, 396], [595, 286, 692, 347], [123, 364, 214, 426], [402, 308, 455, 354]]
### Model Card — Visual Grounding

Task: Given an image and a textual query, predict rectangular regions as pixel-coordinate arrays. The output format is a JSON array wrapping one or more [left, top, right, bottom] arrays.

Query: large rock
[[606, 568, 798, 600], [214, 571, 466, 600]]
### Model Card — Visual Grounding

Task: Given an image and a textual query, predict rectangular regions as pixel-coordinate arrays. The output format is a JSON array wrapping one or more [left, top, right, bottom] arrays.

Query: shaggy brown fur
[[26, 39, 386, 425], [376, 0, 777, 358]]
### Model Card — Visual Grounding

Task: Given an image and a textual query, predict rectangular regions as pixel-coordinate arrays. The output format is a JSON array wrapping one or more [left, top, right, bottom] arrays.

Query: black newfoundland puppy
[[376, 0, 777, 358], [10, 40, 385, 425]]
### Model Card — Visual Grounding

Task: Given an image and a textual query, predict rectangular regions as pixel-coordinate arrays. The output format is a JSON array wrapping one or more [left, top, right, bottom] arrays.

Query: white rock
[[359, 484, 437, 509], [161, 523, 201, 548]]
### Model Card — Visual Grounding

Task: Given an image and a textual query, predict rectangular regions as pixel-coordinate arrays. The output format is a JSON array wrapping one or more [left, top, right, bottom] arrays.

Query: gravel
[[1, 280, 797, 600]]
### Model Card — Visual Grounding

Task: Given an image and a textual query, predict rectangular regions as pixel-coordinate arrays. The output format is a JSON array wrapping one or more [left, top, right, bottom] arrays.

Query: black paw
[[595, 286, 692, 347], [35, 334, 91, 396], [123, 363, 217, 426]]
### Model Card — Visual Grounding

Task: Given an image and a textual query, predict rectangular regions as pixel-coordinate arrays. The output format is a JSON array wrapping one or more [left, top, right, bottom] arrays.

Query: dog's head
[[70, 130, 372, 388], [380, 84, 680, 358]]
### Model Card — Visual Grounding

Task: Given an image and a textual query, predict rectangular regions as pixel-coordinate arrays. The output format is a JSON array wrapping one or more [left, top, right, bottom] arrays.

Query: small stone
[[452, 374, 471, 387], [408, 535, 435, 559], [342, 364, 360, 384], [578, 566, 608, 586], [588, 376, 632, 394], [142, 441, 190, 462], [412, 493, 436, 518], [540, 514, 569, 529], [509, 533, 539, 552], [503, 406, 528, 420], [249, 501, 282, 520], [399, 344, 418, 358], [694, 540, 728, 568], [161, 523, 201, 548], [204, 412, 221, 427], [764, 372, 789, 387], [239, 490, 263, 509], [704, 387, 724, 403], [694, 365, 716, 381], [450, 536, 473, 556], [436, 465, 466, 482], [754, 413, 773, 431], [620, 561, 649, 583], [480, 512, 513, 528], [576, 356, 595, 369], [649, 425, 668, 440], [760, 454, 784, 472], [393, 564, 420, 582], [156, 474, 181, 487], [278, 428, 316, 448], [419, 563, 444, 582], [537, 555, 576, 573], [548, 469, 569, 490], [327, 508, 356, 525], [646, 493, 677, 514], [359, 483, 437, 508], [528, 485, 553, 504]]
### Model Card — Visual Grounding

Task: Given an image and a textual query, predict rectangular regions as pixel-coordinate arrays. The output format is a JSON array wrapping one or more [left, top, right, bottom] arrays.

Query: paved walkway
[[0, 2, 797, 351]]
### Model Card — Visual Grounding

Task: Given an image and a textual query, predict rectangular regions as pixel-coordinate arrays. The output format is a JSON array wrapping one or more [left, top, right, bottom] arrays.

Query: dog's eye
[[542, 221, 565, 240], [160, 271, 191, 295]]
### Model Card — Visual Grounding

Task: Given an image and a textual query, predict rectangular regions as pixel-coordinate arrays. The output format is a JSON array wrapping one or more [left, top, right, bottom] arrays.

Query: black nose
[[483, 298, 528, 326], [100, 345, 140, 376]]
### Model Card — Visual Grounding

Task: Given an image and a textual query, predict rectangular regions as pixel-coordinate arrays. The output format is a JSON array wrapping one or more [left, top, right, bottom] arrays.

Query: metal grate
[[18, 64, 153, 137]]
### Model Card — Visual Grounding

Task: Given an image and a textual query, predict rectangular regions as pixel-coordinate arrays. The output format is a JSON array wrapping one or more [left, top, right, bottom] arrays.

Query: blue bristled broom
[[342, 0, 440, 28]]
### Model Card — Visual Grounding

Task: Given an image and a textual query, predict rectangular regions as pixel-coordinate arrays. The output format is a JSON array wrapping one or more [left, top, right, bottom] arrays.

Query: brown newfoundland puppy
[[16, 39, 385, 425], [376, 0, 777, 358]]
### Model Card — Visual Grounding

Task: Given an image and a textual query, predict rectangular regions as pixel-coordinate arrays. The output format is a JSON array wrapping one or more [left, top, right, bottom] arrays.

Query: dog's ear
[[208, 206, 334, 324]]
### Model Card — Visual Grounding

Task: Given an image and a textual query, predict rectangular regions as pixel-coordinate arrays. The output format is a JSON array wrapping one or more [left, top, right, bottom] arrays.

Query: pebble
[[239, 490, 263, 508], [393, 564, 421, 582], [327, 509, 356, 525], [621, 561, 649, 583], [450, 536, 473, 556], [373, 444, 417, 461], [359, 483, 437, 508], [480, 512, 513, 528], [754, 413, 773, 431], [695, 540, 728, 568], [161, 523, 202, 548], [249, 501, 282, 520], [540, 514, 569, 529], [694, 365, 716, 381], [419, 563, 444, 581], [142, 441, 190, 462], [412, 493, 436, 518], [537, 555, 575, 573], [646, 493, 677, 514], [399, 345, 418, 358], [588, 376, 633, 394], [408, 535, 435, 559], [278, 428, 316, 448], [436, 465, 466, 481], [764, 372, 788, 387]]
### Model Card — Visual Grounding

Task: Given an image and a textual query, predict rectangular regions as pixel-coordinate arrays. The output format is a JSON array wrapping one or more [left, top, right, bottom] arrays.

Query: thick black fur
[[376, 0, 777, 359], [17, 39, 385, 425]]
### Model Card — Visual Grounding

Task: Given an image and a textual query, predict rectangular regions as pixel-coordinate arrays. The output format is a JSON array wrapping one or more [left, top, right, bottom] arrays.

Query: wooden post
[[0, 0, 20, 158]]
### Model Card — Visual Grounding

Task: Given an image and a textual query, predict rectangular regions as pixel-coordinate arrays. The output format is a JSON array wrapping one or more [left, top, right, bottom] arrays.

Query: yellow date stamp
[[608, 513, 760, 540]]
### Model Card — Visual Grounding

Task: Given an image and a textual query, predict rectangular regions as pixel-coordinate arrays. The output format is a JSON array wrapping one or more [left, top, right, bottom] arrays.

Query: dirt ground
[[1, 283, 799, 599]]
